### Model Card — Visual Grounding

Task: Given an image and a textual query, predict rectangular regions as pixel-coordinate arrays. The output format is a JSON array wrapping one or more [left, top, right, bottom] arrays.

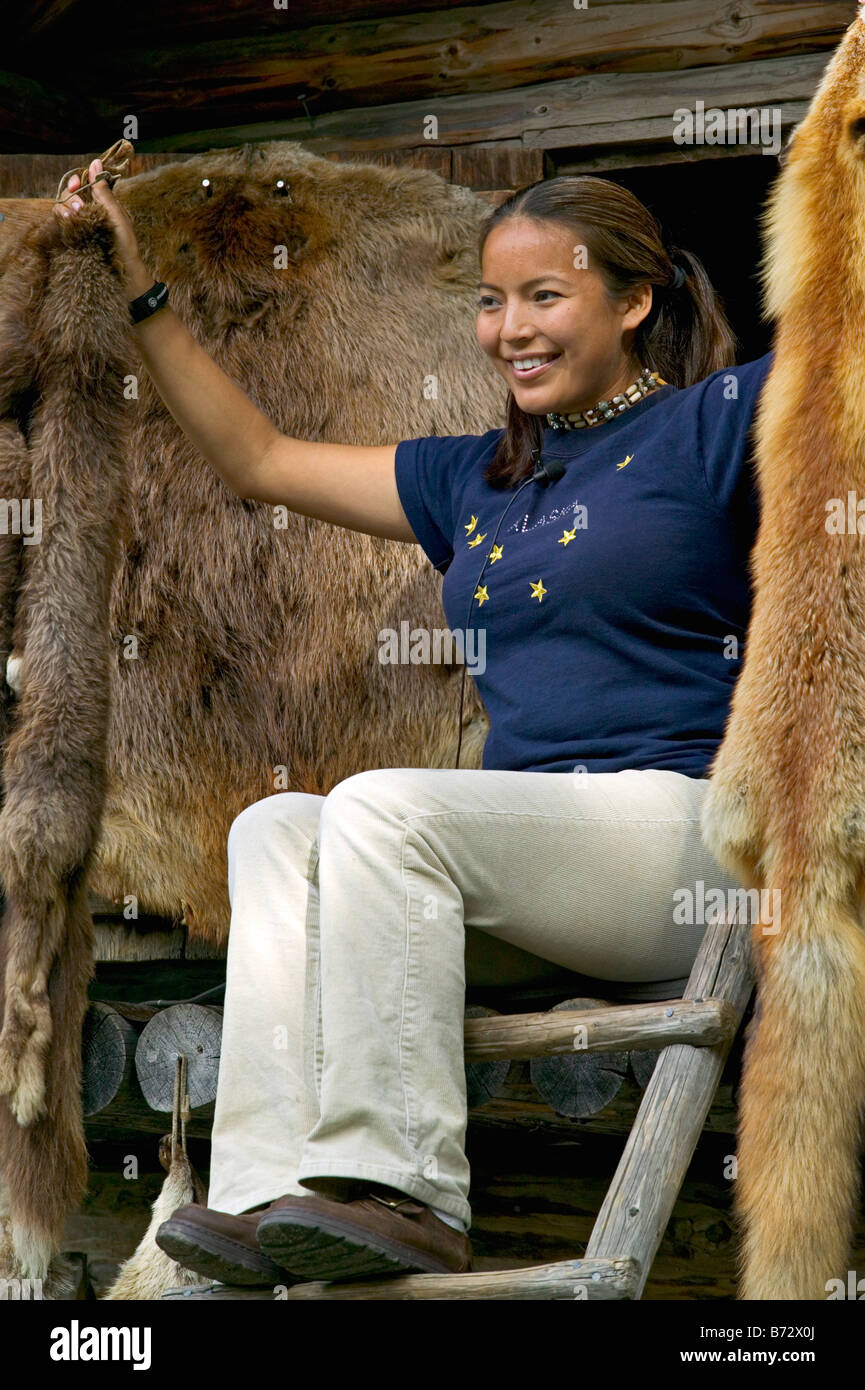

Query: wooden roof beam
[[127, 51, 827, 157]]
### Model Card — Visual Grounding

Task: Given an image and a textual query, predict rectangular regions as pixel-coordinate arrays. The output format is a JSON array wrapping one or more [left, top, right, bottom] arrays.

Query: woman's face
[[476, 216, 654, 417]]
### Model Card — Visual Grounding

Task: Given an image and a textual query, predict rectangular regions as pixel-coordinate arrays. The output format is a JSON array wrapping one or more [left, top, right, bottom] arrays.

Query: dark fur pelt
[[0, 203, 132, 1280]]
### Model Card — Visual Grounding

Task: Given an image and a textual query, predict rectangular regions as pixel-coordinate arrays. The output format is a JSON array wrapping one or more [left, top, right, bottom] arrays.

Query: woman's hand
[[53, 157, 150, 296]]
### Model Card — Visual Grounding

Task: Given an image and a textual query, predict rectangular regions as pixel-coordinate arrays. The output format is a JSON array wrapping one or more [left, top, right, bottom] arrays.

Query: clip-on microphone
[[454, 446, 566, 766], [532, 451, 566, 487]]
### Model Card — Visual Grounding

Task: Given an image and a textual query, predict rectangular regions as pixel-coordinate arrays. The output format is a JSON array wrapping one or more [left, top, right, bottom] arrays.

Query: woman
[[57, 161, 769, 1287]]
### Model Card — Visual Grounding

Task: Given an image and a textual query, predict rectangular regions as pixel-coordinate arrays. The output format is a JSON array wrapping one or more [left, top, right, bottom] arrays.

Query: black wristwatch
[[129, 280, 169, 324]]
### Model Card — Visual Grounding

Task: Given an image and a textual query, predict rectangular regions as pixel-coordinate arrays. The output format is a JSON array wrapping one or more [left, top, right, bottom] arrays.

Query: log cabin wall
[[0, 1, 857, 358]]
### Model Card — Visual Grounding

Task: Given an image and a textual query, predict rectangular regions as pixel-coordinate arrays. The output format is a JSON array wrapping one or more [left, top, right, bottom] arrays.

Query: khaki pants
[[207, 766, 741, 1228]]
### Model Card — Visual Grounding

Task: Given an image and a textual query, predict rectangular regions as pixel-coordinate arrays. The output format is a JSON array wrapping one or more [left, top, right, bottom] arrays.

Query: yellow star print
[[474, 585, 489, 606], [617, 454, 633, 470], [467, 531, 487, 548], [530, 579, 547, 602], [465, 515, 478, 534], [488, 544, 503, 563], [558, 527, 577, 546]]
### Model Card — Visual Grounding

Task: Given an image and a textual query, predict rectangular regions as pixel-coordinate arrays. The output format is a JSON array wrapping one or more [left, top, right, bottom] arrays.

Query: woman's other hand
[[53, 157, 149, 295]]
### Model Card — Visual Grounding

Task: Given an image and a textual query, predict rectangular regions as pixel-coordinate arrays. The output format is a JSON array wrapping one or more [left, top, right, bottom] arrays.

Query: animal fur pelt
[[1, 142, 495, 952], [701, 9, 865, 1300], [0, 199, 132, 1285], [0, 142, 500, 1294], [104, 1137, 210, 1301]]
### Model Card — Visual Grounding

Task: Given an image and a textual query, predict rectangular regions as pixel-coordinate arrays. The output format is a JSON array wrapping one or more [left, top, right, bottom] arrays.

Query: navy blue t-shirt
[[394, 352, 773, 777]]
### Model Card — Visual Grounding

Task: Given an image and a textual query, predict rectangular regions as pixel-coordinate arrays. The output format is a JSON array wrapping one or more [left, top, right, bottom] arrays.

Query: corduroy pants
[[207, 765, 742, 1228]]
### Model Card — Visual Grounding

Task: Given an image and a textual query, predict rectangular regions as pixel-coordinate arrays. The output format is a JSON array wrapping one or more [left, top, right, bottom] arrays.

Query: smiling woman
[[51, 152, 772, 1293], [474, 175, 738, 487]]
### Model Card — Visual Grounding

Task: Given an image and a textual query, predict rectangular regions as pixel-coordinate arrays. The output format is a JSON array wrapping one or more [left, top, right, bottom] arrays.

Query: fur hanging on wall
[[0, 142, 500, 1294], [702, 9, 865, 1300], [0, 197, 132, 1289]]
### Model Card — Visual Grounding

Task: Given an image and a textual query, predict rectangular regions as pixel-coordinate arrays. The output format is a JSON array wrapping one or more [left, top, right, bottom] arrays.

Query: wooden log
[[81, 1003, 140, 1118], [529, 998, 628, 1119], [77, 992, 741, 1135], [464, 995, 737, 1060], [99, 999, 162, 1025], [163, 1254, 640, 1301], [85, 1095, 213, 1141], [81, 1061, 739, 1143], [584, 913, 755, 1298], [88, 896, 226, 963], [464, 1005, 510, 1109], [15, 1, 849, 152], [135, 1004, 223, 1111], [128, 52, 828, 156], [467, 1060, 740, 1139]]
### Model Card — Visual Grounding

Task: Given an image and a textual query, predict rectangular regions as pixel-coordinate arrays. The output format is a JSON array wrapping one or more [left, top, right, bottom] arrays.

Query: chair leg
[[584, 911, 754, 1297]]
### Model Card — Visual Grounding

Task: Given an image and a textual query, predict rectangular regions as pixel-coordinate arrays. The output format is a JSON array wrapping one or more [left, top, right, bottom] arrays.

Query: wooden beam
[[12, 0, 486, 45], [585, 912, 755, 1298], [163, 1254, 641, 1299], [125, 51, 828, 156], [551, 136, 808, 175], [88, 894, 225, 963], [464, 996, 738, 1060], [24, 1, 852, 145]]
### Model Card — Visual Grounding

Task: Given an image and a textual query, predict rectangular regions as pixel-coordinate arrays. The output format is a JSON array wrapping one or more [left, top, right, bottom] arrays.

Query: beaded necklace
[[545, 365, 668, 430]]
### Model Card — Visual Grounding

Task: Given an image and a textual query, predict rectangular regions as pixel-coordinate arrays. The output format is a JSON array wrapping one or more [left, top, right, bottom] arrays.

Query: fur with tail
[[0, 202, 132, 1286], [105, 1138, 210, 1301], [702, 10, 865, 1300]]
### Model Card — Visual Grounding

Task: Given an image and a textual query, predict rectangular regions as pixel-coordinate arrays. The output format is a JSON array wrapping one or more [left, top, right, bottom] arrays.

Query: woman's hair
[[478, 175, 739, 488]]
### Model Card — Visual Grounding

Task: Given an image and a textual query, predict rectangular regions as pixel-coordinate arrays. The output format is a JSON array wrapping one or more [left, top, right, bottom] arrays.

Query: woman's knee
[[227, 790, 325, 858], [319, 768, 412, 826]]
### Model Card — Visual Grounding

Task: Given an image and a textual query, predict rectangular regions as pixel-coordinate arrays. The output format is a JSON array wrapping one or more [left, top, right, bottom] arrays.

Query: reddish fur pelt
[[0, 143, 500, 1287], [702, 11, 865, 1299]]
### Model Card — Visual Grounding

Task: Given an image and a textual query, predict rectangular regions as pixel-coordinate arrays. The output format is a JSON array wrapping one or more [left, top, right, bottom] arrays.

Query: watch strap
[[129, 281, 169, 324]]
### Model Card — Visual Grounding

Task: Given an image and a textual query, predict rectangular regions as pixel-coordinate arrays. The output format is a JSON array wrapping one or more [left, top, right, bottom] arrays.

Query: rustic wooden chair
[[164, 906, 754, 1302]]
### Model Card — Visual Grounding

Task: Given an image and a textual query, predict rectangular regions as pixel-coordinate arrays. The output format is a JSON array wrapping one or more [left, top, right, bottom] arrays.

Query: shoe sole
[[157, 1216, 296, 1288], [257, 1208, 463, 1282]]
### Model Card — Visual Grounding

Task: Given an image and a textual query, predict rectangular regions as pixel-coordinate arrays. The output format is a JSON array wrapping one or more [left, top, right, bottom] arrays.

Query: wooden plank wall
[[1, 1, 854, 155], [1, 2, 856, 179]]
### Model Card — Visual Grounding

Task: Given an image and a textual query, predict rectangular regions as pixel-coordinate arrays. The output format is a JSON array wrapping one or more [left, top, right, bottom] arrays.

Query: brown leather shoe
[[155, 1203, 299, 1287], [256, 1187, 472, 1281]]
